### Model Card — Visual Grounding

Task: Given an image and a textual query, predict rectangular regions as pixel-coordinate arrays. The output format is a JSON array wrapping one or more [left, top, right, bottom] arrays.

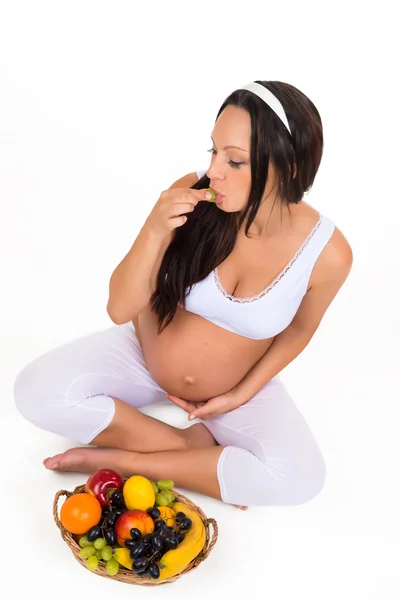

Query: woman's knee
[[218, 445, 326, 507], [261, 450, 327, 506], [13, 361, 52, 426]]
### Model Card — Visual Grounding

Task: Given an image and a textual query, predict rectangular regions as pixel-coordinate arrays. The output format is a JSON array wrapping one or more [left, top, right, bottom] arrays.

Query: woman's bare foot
[[43, 447, 136, 476]]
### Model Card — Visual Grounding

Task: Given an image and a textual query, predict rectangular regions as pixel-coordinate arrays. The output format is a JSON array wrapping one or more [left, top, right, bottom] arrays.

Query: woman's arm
[[232, 234, 353, 404]]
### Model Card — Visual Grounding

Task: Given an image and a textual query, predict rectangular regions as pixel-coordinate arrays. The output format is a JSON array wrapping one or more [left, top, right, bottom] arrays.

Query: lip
[[216, 194, 224, 204]]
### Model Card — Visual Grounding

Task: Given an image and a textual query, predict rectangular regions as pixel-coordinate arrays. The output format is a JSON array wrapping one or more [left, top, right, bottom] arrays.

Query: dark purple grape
[[179, 517, 192, 531], [148, 507, 160, 520], [163, 535, 178, 550], [129, 542, 145, 559], [104, 528, 117, 546], [176, 511, 186, 519], [147, 563, 160, 579], [132, 556, 149, 573], [124, 539, 137, 550], [154, 519, 165, 531], [106, 511, 118, 527], [87, 525, 102, 542], [142, 533, 153, 545], [114, 507, 125, 517], [152, 533, 164, 551], [130, 528, 142, 541], [110, 491, 123, 507], [144, 545, 154, 558], [176, 532, 184, 543]]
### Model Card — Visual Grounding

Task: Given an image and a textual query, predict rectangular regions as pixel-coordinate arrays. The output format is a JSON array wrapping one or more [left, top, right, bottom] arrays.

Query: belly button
[[183, 375, 196, 385]]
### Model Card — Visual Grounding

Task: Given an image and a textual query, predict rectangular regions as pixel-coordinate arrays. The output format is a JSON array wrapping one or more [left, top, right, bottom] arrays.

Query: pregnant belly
[[133, 305, 274, 402]]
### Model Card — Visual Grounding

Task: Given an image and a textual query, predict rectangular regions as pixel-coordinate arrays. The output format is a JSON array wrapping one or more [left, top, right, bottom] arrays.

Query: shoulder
[[310, 221, 353, 290], [290, 220, 353, 332]]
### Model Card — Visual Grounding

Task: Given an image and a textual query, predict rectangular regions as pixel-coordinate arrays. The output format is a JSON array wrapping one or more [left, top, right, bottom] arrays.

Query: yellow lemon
[[123, 475, 155, 511], [158, 506, 176, 527]]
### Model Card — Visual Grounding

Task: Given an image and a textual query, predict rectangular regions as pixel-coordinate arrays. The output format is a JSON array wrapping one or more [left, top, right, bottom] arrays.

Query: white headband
[[239, 82, 292, 136]]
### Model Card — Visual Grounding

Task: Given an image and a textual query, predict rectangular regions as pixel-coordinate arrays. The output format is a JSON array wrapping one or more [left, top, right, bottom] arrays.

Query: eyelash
[[206, 148, 244, 169]]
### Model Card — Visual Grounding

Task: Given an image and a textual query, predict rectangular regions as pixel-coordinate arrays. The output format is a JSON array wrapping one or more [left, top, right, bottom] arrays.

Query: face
[[207, 105, 280, 216]]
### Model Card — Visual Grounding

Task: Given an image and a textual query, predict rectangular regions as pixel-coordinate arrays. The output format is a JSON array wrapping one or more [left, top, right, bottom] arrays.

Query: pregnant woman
[[14, 80, 353, 509]]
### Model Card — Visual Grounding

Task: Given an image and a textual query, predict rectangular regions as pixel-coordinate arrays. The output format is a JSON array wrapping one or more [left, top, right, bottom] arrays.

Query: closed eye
[[207, 148, 244, 169]]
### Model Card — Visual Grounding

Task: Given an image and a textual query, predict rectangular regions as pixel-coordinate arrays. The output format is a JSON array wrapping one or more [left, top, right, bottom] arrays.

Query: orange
[[60, 492, 102, 535], [158, 506, 176, 527]]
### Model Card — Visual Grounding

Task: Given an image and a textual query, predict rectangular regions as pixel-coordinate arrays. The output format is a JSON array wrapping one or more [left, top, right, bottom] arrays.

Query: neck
[[240, 198, 295, 239]]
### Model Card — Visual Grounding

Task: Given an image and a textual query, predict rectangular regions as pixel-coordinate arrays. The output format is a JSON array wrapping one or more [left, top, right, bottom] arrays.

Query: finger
[[189, 188, 214, 202], [188, 407, 211, 421], [165, 394, 192, 413]]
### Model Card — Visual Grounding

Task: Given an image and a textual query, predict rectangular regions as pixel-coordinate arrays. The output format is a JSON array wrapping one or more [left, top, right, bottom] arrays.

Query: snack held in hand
[[85, 469, 124, 508], [205, 187, 217, 202]]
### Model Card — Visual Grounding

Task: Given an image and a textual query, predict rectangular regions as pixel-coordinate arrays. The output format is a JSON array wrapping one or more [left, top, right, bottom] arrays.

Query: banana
[[113, 547, 133, 570], [157, 501, 206, 580]]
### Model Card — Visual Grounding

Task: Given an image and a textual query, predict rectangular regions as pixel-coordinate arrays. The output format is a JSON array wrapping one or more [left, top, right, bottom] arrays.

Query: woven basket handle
[[203, 517, 218, 556], [53, 489, 73, 539]]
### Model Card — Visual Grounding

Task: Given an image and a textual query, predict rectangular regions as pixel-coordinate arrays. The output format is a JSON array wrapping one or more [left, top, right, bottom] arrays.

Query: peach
[[115, 509, 154, 546]]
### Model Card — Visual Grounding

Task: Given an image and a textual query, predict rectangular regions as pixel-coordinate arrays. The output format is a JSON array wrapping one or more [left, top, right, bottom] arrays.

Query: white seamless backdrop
[[1, 1, 399, 599]]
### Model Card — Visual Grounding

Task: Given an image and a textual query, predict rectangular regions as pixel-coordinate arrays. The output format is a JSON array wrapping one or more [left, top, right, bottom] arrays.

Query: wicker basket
[[53, 481, 218, 586]]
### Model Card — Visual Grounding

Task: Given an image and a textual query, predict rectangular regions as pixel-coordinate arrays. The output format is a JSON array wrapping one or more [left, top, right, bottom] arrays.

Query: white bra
[[175, 169, 336, 340]]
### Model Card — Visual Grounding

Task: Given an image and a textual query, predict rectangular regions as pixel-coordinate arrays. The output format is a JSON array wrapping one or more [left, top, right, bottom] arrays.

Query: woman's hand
[[165, 391, 241, 421]]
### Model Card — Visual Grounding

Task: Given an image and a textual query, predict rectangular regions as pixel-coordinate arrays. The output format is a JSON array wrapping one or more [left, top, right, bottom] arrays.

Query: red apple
[[115, 509, 155, 546], [85, 469, 124, 508]]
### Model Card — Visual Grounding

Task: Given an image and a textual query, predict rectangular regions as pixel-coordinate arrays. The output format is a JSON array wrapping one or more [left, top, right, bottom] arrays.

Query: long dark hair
[[150, 80, 324, 334]]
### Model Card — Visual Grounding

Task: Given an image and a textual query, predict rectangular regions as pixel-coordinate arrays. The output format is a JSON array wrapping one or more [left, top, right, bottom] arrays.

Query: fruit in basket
[[157, 502, 206, 581], [115, 509, 155, 545], [157, 479, 175, 491], [85, 469, 124, 508], [87, 525, 102, 542], [113, 547, 134, 570], [87, 555, 99, 571], [123, 475, 155, 511], [106, 557, 120, 576], [157, 506, 176, 528], [60, 492, 102, 535], [104, 528, 117, 547], [78, 545, 97, 559]]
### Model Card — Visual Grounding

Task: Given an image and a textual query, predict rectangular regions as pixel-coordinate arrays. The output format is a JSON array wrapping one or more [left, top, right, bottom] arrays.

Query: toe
[[43, 453, 63, 469]]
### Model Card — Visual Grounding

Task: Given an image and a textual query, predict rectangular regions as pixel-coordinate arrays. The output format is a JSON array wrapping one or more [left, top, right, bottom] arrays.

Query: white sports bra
[[176, 169, 336, 341]]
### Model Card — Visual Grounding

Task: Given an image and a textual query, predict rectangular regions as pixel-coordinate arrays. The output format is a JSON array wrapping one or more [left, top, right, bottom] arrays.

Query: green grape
[[106, 557, 120, 576], [78, 545, 96, 559], [163, 490, 175, 503], [167, 502, 175, 509], [101, 545, 113, 561], [205, 188, 217, 202], [87, 555, 99, 571], [149, 480, 159, 495], [156, 492, 169, 506], [78, 535, 93, 548], [157, 479, 175, 491], [95, 549, 102, 559], [94, 537, 107, 550]]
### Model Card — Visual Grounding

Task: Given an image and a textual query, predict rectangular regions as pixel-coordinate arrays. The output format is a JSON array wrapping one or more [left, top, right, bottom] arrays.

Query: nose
[[207, 165, 225, 182]]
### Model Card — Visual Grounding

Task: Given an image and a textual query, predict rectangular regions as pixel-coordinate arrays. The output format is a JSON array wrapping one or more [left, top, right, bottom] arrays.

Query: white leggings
[[13, 322, 326, 506]]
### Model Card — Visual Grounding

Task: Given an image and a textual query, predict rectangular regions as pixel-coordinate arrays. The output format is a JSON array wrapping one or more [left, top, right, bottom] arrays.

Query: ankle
[[185, 423, 218, 449]]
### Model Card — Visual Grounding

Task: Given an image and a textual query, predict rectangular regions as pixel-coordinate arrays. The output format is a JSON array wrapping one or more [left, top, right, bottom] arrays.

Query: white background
[[1, 1, 399, 598]]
